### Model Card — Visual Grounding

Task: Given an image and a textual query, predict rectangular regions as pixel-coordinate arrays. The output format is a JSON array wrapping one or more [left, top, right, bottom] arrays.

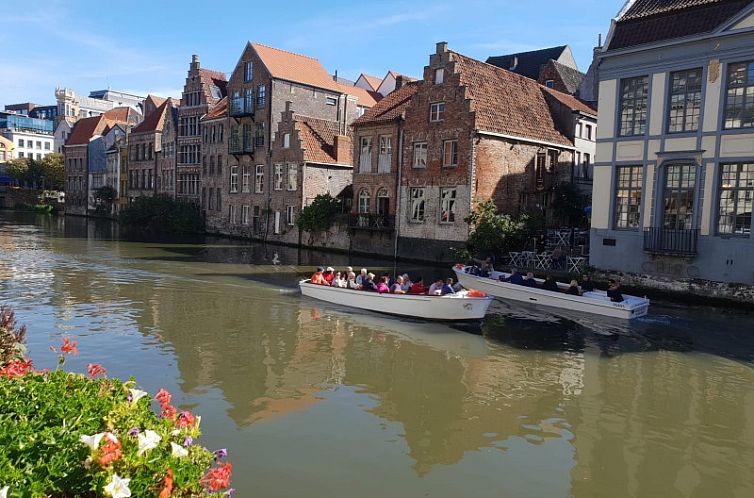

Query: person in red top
[[408, 276, 428, 295], [322, 266, 335, 285], [310, 267, 326, 285]]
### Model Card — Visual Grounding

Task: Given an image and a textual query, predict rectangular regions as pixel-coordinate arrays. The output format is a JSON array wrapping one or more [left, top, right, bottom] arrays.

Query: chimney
[[191, 54, 200, 70], [436, 41, 448, 54], [395, 75, 406, 90], [285, 101, 293, 114], [334, 135, 351, 164]]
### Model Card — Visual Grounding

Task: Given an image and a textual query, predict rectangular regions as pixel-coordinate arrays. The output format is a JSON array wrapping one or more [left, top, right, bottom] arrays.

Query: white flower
[[129, 388, 148, 405], [103, 474, 131, 498], [1, 486, 9, 498], [171, 429, 181, 436], [137, 429, 161, 455], [80, 433, 105, 451], [170, 442, 189, 458], [194, 415, 201, 429]]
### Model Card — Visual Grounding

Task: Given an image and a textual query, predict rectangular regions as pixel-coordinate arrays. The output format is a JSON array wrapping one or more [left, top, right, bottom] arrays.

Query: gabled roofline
[[476, 129, 575, 150], [713, 1, 754, 33]]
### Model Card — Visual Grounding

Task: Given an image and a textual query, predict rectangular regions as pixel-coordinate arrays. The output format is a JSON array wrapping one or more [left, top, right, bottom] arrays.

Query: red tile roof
[[252, 43, 343, 92], [144, 95, 166, 110], [353, 81, 421, 126], [294, 114, 350, 165], [339, 83, 380, 108], [452, 51, 572, 146], [359, 73, 383, 92], [541, 86, 597, 115], [202, 97, 228, 121], [131, 100, 169, 134], [103, 106, 141, 124], [66, 116, 113, 146], [199, 68, 228, 99]]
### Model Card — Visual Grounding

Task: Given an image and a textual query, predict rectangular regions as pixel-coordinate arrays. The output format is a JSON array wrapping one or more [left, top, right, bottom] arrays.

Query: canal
[[1, 211, 754, 498]]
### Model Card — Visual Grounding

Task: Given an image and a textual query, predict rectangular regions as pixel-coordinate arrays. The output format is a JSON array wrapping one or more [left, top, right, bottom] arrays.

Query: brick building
[[222, 42, 377, 239], [176, 55, 227, 204], [127, 100, 173, 201], [200, 97, 228, 232], [156, 100, 179, 197]]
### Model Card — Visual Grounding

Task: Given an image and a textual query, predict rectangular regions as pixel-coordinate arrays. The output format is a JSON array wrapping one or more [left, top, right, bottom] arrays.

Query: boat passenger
[[391, 276, 406, 294], [323, 267, 335, 285], [475, 256, 495, 277], [523, 272, 537, 287], [331, 272, 345, 288], [441, 278, 456, 295], [310, 267, 326, 285], [346, 272, 359, 289], [542, 275, 559, 292], [409, 277, 428, 295], [428, 278, 445, 296], [566, 280, 581, 296], [376, 276, 390, 294], [607, 279, 624, 303], [502, 268, 524, 285], [362, 273, 378, 292], [581, 274, 595, 292], [355, 268, 369, 288], [401, 273, 412, 292]]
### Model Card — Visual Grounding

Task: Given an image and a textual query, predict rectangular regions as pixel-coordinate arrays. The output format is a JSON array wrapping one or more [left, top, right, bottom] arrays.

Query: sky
[[2, 0, 623, 107]]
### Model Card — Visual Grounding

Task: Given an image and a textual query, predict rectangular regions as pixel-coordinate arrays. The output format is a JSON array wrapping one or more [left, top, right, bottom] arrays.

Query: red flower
[[176, 410, 196, 428], [0, 358, 33, 378], [98, 438, 122, 466], [161, 404, 177, 420], [155, 388, 172, 406], [87, 363, 107, 379], [158, 468, 174, 498], [200, 462, 232, 491], [60, 337, 78, 355]]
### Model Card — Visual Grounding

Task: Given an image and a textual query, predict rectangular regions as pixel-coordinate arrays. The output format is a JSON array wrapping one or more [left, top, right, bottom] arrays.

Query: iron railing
[[229, 96, 254, 117], [643, 227, 699, 256], [349, 213, 395, 231]]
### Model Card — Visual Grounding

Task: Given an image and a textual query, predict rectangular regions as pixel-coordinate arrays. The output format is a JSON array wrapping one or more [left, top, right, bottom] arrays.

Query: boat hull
[[454, 267, 649, 320], [299, 281, 493, 321]]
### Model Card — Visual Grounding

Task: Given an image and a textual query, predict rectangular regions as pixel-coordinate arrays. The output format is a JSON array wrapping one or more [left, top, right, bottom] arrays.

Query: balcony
[[643, 227, 699, 256], [229, 134, 254, 156], [229, 96, 254, 118], [349, 213, 395, 232]]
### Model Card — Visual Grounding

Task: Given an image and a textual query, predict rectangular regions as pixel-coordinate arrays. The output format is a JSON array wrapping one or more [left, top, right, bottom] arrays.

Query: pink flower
[[87, 363, 107, 379]]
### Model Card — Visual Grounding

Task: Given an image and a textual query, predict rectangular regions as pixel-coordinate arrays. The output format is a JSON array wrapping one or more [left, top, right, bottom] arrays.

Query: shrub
[[297, 194, 342, 233], [464, 199, 530, 260], [119, 195, 205, 235]]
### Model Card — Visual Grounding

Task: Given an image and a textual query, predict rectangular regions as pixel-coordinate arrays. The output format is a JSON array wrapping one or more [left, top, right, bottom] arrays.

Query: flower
[[214, 448, 228, 460], [80, 433, 105, 451], [158, 469, 173, 498], [60, 337, 78, 355], [170, 442, 189, 458], [1, 486, 9, 498], [128, 388, 148, 405], [161, 404, 177, 420], [155, 388, 172, 406], [137, 429, 161, 456], [200, 462, 232, 491], [176, 410, 195, 428], [128, 427, 140, 436], [225, 489, 235, 497], [183, 436, 193, 447], [103, 473, 131, 498], [0, 358, 33, 378], [98, 438, 122, 466], [87, 363, 107, 379]]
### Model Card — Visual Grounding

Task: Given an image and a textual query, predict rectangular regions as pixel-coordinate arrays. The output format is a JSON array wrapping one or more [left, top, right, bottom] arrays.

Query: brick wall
[[201, 116, 228, 232], [127, 132, 157, 199], [64, 145, 88, 215], [157, 106, 177, 198]]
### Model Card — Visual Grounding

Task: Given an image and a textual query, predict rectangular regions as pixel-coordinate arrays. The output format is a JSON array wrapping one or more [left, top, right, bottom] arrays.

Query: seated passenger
[[475, 256, 495, 277], [428, 278, 445, 296], [409, 277, 428, 295], [376, 276, 390, 294], [566, 279, 581, 296], [355, 268, 368, 288], [523, 272, 537, 287], [542, 275, 559, 292], [391, 276, 406, 294], [502, 268, 524, 285], [323, 267, 335, 285], [441, 278, 456, 295], [401, 273, 412, 292], [607, 279, 624, 303], [581, 274, 595, 292], [346, 272, 358, 289], [310, 267, 326, 285], [331, 271, 345, 288], [362, 273, 378, 292]]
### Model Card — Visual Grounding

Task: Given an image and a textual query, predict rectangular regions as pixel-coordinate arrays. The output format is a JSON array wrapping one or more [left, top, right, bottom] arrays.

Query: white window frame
[[286, 205, 295, 226], [230, 166, 238, 193], [413, 142, 427, 168], [434, 68, 444, 85], [242, 165, 251, 193], [274, 164, 284, 190], [283, 133, 290, 149], [442, 140, 458, 167], [409, 187, 426, 223], [242, 204, 250, 225], [287, 163, 297, 191], [255, 164, 264, 193], [359, 136, 373, 174], [378, 135, 392, 174], [440, 187, 457, 224], [429, 102, 445, 122]]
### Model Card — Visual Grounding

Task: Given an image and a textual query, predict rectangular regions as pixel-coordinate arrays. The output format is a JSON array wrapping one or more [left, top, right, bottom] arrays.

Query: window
[[244, 61, 253, 82], [359, 137, 372, 173], [242, 205, 250, 225], [217, 155, 223, 174], [242, 165, 251, 192], [619, 76, 649, 136], [545, 80, 554, 88], [662, 164, 696, 229], [443, 140, 458, 167], [615, 166, 643, 229], [358, 189, 370, 213], [252, 206, 261, 233], [286, 205, 295, 226], [274, 164, 284, 190], [413, 142, 427, 168], [325, 96, 337, 106], [36, 141, 41, 149], [434, 68, 444, 85], [548, 149, 559, 173], [287, 163, 297, 190], [535, 152, 547, 190], [230, 166, 239, 193], [256, 85, 266, 108], [44, 142, 50, 150], [274, 211, 281, 234], [255, 164, 264, 193], [378, 135, 392, 173], [229, 205, 237, 224], [255, 122, 265, 148], [575, 122, 582, 138], [585, 124, 593, 140], [718, 163, 754, 235], [440, 187, 457, 223], [409, 188, 426, 222], [216, 189, 221, 210], [668, 68, 703, 133], [209, 155, 215, 175], [376, 188, 389, 216], [724, 61, 754, 129], [430, 102, 445, 122], [283, 133, 290, 149], [581, 153, 591, 180], [18, 139, 24, 148]]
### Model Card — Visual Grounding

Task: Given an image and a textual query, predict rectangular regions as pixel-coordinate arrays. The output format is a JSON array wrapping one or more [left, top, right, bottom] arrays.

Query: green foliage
[[464, 199, 530, 259], [297, 194, 342, 233], [4, 154, 64, 190], [0, 308, 26, 366], [119, 195, 205, 235], [551, 182, 590, 228], [94, 186, 117, 214]]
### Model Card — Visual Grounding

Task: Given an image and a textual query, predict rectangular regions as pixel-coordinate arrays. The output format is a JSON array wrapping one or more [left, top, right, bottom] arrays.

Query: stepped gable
[[353, 81, 421, 126]]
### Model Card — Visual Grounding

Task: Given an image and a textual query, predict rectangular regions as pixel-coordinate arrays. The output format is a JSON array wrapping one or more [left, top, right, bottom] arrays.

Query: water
[[1, 211, 754, 498]]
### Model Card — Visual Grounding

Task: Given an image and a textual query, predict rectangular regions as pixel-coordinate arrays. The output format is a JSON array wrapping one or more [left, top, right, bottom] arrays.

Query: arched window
[[358, 189, 370, 214], [376, 188, 389, 216]]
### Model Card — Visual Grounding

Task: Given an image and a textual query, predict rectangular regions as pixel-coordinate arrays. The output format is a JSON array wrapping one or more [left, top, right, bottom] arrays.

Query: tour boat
[[299, 280, 493, 321], [453, 266, 650, 320]]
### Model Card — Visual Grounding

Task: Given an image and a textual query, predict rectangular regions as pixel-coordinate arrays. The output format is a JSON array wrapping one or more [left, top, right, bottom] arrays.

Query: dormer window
[[434, 68, 444, 85], [545, 80, 554, 88]]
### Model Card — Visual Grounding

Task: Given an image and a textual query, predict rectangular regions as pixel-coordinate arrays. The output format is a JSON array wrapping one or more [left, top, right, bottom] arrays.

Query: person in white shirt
[[427, 278, 444, 296]]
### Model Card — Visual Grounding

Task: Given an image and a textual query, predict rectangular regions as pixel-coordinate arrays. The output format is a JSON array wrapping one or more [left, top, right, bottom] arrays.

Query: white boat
[[299, 280, 493, 321], [453, 266, 649, 320]]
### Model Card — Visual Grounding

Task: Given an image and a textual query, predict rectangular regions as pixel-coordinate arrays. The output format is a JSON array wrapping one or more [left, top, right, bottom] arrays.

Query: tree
[[297, 194, 342, 233], [37, 153, 65, 190], [93, 186, 117, 214], [119, 195, 205, 235], [5, 158, 29, 185], [551, 182, 590, 228], [464, 199, 530, 260]]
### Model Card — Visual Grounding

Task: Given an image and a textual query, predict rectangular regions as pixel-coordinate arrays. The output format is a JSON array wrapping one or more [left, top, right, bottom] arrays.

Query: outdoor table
[[520, 251, 536, 268], [536, 253, 552, 270], [509, 252, 522, 267], [568, 256, 586, 273]]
